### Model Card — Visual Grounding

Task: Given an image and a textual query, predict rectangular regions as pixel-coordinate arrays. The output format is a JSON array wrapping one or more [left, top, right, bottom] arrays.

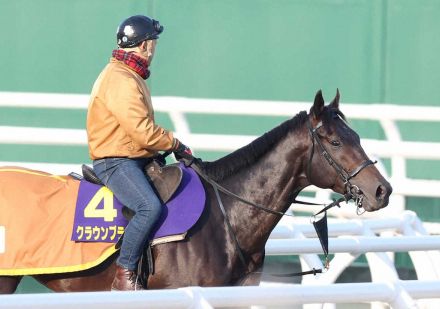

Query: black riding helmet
[[116, 15, 164, 48]]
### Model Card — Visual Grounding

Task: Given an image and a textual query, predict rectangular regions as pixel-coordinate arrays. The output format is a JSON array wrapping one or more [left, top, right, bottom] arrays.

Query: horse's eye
[[330, 140, 341, 147]]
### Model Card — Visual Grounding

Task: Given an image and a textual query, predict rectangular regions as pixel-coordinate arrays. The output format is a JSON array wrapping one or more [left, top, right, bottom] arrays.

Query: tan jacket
[[87, 58, 176, 160]]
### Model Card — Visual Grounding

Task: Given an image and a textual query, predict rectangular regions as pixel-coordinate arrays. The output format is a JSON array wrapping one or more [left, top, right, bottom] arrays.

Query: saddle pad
[[150, 163, 205, 244], [0, 164, 205, 275], [71, 163, 206, 245]]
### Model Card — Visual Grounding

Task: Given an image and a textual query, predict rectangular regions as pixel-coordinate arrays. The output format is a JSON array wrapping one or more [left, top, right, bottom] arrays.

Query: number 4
[[84, 187, 117, 222]]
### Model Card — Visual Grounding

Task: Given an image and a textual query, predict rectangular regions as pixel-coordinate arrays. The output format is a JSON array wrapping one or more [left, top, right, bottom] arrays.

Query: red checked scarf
[[112, 49, 150, 79]]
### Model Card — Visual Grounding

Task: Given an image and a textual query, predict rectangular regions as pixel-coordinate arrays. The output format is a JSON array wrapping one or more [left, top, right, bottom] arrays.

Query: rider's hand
[[173, 139, 193, 160], [152, 153, 167, 167]]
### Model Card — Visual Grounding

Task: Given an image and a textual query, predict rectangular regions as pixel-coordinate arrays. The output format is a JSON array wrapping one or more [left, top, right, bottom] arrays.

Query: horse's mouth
[[352, 182, 391, 213], [354, 193, 369, 214], [359, 195, 390, 213]]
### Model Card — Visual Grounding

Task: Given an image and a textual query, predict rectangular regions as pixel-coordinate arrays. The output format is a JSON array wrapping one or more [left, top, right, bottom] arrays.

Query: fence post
[[387, 281, 418, 309]]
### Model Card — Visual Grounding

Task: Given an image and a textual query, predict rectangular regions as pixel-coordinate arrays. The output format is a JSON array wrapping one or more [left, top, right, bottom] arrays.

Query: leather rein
[[185, 117, 376, 277]]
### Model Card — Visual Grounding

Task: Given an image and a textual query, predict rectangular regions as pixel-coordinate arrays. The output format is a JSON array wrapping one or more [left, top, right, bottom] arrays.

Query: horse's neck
[[220, 130, 309, 254]]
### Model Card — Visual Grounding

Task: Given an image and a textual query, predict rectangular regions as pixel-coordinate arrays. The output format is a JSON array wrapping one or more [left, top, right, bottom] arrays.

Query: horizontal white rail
[[265, 236, 440, 255], [0, 126, 86, 146], [1, 92, 440, 121], [0, 162, 82, 175], [273, 211, 426, 238], [0, 92, 89, 109], [0, 281, 438, 309], [2, 125, 440, 160]]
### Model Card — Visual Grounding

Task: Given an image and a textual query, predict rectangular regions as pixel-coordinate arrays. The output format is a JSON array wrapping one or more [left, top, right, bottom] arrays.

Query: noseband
[[307, 119, 376, 209]]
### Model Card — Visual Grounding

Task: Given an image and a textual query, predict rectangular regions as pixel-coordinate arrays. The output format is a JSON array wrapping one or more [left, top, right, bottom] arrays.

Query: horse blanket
[[0, 164, 205, 276]]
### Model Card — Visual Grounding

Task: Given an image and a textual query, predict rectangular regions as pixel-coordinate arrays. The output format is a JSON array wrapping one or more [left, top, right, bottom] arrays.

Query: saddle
[[81, 160, 183, 219]]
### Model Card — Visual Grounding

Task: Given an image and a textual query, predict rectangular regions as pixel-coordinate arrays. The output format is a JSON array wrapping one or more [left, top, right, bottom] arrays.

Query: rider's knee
[[136, 197, 162, 222]]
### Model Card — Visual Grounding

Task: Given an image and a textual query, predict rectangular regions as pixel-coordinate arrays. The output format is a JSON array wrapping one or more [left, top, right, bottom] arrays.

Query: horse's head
[[306, 89, 392, 212]]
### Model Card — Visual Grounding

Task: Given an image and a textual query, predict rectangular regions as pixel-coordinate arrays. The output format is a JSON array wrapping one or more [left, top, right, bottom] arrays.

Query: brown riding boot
[[111, 265, 143, 291]]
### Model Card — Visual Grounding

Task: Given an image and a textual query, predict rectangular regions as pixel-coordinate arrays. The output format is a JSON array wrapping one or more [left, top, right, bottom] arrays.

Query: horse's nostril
[[375, 184, 386, 200]]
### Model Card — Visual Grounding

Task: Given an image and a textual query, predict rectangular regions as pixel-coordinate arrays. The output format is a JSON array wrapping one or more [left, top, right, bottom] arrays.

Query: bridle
[[306, 118, 377, 211]]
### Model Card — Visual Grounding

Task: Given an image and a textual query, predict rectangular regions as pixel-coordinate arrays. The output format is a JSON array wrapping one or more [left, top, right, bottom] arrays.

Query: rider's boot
[[111, 265, 143, 291]]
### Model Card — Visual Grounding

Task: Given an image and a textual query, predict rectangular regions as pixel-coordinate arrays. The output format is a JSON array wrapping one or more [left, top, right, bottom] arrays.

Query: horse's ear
[[329, 88, 340, 110], [311, 89, 325, 119]]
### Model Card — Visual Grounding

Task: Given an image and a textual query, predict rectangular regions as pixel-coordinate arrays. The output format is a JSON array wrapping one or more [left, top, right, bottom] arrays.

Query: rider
[[86, 15, 192, 291]]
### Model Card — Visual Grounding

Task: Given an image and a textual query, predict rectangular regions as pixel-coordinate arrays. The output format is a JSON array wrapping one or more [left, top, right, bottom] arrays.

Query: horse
[[0, 90, 392, 293]]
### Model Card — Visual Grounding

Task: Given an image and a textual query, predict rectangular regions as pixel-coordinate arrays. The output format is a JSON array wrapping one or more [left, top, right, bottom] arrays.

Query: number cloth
[[71, 180, 128, 243]]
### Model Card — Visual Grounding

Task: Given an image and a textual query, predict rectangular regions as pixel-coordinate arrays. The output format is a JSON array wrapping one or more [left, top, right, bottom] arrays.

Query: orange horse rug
[[0, 165, 205, 276], [0, 167, 118, 275]]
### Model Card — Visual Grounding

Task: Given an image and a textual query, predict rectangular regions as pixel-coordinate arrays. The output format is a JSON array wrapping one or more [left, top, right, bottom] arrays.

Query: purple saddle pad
[[149, 163, 206, 243], [71, 163, 206, 245]]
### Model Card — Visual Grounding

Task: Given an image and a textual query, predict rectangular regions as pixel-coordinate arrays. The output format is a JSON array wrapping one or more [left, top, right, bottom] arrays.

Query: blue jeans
[[93, 157, 162, 270]]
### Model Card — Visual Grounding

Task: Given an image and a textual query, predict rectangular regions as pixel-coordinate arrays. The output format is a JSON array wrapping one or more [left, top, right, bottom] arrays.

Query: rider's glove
[[173, 139, 193, 160], [152, 153, 167, 167]]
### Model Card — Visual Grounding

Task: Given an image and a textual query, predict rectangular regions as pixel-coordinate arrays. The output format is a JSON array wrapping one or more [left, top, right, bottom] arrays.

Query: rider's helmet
[[116, 15, 164, 48]]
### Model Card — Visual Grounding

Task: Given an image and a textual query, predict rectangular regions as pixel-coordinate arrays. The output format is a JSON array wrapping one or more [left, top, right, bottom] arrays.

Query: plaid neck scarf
[[112, 49, 150, 79]]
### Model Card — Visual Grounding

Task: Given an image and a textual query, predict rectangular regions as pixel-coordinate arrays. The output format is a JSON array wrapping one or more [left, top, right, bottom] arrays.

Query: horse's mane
[[198, 111, 308, 181]]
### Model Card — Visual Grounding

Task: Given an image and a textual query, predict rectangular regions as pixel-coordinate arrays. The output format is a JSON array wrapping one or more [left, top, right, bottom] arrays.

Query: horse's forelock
[[321, 106, 361, 147], [321, 106, 346, 134]]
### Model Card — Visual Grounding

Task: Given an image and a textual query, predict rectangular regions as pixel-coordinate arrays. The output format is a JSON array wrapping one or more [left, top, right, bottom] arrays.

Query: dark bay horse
[[0, 90, 392, 293]]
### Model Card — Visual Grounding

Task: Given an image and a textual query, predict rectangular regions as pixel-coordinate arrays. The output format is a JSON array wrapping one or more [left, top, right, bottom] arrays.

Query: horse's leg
[[0, 276, 22, 294]]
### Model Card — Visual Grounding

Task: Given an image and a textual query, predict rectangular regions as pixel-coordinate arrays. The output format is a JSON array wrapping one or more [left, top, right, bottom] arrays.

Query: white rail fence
[[1, 207, 439, 308], [263, 210, 440, 308], [1, 92, 440, 307], [272, 211, 440, 284], [1, 91, 440, 216], [1, 281, 439, 309]]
